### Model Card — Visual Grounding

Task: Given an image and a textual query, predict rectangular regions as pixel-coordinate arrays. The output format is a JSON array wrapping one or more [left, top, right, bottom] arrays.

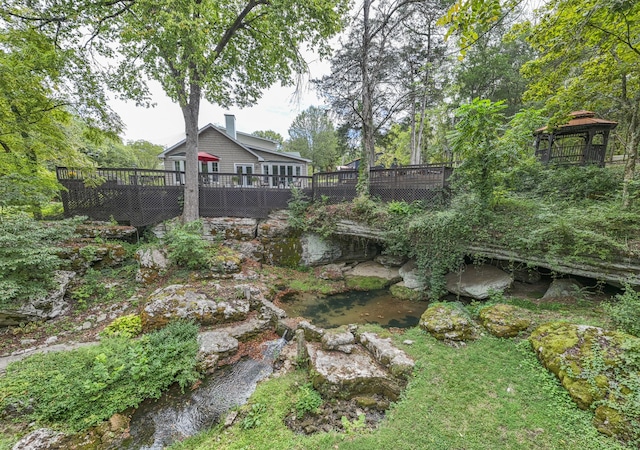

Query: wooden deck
[[57, 165, 452, 226]]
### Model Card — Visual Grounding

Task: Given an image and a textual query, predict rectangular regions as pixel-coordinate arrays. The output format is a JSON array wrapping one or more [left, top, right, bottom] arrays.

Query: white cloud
[[111, 55, 330, 148]]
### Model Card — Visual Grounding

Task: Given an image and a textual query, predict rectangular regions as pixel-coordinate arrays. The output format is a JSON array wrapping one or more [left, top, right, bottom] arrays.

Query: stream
[[122, 338, 286, 449]]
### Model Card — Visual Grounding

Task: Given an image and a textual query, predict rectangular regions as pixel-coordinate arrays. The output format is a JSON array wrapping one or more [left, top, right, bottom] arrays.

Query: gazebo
[[534, 111, 618, 167]]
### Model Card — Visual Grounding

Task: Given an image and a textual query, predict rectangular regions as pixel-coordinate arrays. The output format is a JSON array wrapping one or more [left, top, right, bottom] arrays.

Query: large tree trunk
[[181, 83, 202, 222], [358, 0, 373, 196], [622, 103, 639, 208]]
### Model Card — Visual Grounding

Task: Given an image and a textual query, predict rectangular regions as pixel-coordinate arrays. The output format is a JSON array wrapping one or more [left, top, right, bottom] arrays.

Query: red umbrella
[[197, 152, 219, 162]]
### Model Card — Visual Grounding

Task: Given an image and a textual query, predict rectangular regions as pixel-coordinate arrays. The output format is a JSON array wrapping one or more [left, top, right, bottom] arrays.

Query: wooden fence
[[57, 164, 452, 226]]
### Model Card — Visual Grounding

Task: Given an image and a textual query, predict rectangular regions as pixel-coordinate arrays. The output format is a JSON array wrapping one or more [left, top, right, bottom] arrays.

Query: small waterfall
[[123, 338, 285, 450]]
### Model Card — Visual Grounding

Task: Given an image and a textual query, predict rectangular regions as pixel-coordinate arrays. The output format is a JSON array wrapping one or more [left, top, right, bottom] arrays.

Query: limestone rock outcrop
[[141, 284, 249, 331]]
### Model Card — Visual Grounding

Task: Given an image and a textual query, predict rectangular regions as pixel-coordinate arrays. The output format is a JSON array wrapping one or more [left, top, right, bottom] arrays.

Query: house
[[158, 114, 310, 187]]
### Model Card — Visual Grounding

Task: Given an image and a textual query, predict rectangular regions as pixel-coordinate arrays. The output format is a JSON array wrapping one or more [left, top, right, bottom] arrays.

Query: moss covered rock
[[529, 321, 640, 441], [478, 304, 530, 338], [419, 302, 479, 341], [389, 282, 426, 302]]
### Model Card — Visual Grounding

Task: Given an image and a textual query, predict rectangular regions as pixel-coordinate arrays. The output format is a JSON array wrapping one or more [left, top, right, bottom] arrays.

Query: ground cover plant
[[0, 321, 200, 432], [0, 214, 81, 307]]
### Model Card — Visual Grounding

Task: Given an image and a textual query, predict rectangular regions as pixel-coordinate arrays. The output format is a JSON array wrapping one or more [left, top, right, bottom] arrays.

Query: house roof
[[159, 123, 310, 163]]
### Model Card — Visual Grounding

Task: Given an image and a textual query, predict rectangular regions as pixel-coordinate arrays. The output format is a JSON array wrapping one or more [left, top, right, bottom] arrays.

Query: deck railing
[[57, 164, 453, 226]]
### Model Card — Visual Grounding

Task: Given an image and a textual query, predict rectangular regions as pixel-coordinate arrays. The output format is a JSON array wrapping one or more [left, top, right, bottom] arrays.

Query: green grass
[[170, 327, 629, 450]]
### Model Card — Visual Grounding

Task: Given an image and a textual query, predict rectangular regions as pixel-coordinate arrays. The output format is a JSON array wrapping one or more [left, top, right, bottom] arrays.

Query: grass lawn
[[171, 325, 627, 450]]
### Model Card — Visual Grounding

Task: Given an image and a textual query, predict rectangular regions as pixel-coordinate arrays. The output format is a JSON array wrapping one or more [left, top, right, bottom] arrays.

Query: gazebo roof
[[534, 111, 618, 135]]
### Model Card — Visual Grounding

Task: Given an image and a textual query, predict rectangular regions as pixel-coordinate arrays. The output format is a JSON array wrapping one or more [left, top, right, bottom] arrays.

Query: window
[[262, 163, 303, 187]]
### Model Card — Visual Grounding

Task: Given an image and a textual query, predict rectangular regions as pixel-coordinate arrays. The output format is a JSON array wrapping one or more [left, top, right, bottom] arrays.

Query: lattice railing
[[57, 164, 453, 225]]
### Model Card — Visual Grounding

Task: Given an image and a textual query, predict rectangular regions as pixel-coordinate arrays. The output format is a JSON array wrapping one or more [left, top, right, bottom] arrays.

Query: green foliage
[[605, 286, 640, 337], [241, 403, 267, 430], [294, 383, 323, 417], [286, 188, 310, 232], [100, 314, 142, 339], [0, 321, 200, 431], [69, 264, 138, 310], [164, 221, 213, 270], [341, 413, 366, 435], [0, 214, 80, 306], [533, 166, 622, 202], [450, 98, 508, 207], [406, 197, 479, 299], [387, 200, 424, 217], [286, 106, 338, 172]]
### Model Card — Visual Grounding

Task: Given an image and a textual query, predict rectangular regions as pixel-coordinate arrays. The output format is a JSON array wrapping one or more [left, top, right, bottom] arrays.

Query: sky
[[110, 56, 330, 149]]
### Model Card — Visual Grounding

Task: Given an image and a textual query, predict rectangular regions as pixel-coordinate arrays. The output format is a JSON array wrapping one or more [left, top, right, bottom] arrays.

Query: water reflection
[[279, 290, 429, 329]]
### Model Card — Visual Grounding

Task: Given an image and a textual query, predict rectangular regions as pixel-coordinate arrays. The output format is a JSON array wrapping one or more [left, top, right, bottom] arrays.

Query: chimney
[[224, 114, 237, 140]]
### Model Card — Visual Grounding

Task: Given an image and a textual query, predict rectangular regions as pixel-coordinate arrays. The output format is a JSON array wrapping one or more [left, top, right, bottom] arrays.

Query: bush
[[164, 220, 212, 270], [533, 165, 622, 202], [100, 314, 142, 338], [0, 214, 80, 307], [294, 383, 323, 417], [0, 321, 200, 431], [605, 285, 640, 337]]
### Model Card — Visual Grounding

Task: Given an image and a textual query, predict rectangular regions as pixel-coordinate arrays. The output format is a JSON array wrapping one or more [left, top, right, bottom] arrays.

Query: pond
[[279, 289, 429, 329]]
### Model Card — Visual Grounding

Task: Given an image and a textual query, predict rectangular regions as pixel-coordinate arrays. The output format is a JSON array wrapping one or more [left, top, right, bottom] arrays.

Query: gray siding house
[[159, 115, 310, 187]]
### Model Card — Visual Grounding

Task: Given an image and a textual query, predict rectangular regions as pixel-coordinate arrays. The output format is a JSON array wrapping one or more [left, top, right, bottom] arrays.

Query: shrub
[[164, 220, 212, 270], [286, 187, 310, 231], [0, 214, 80, 307], [0, 321, 200, 431], [604, 285, 640, 337], [295, 383, 323, 417], [100, 314, 142, 338], [533, 165, 621, 202]]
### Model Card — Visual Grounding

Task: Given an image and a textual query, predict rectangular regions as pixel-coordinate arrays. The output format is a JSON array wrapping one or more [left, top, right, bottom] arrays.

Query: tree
[[318, 1, 431, 191], [449, 98, 507, 208], [522, 0, 640, 207], [252, 130, 284, 149], [454, 21, 533, 117], [285, 106, 338, 172], [0, 28, 112, 215], [3, 0, 348, 222]]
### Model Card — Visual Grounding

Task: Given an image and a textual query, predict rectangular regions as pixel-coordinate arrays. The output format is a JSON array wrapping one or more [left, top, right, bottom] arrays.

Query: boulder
[[445, 264, 512, 300], [398, 260, 428, 290], [300, 233, 379, 267], [201, 217, 258, 241], [135, 247, 169, 284], [478, 304, 530, 338], [300, 234, 342, 266], [257, 210, 296, 238], [345, 261, 401, 290], [141, 284, 249, 331], [530, 322, 640, 440], [306, 342, 403, 401], [75, 223, 138, 242], [314, 263, 347, 281], [542, 278, 583, 300], [299, 321, 325, 342], [374, 253, 408, 268], [0, 271, 75, 327], [358, 332, 415, 378], [58, 242, 128, 273], [322, 329, 356, 353], [197, 330, 239, 373], [12, 428, 66, 450], [419, 302, 479, 341]]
